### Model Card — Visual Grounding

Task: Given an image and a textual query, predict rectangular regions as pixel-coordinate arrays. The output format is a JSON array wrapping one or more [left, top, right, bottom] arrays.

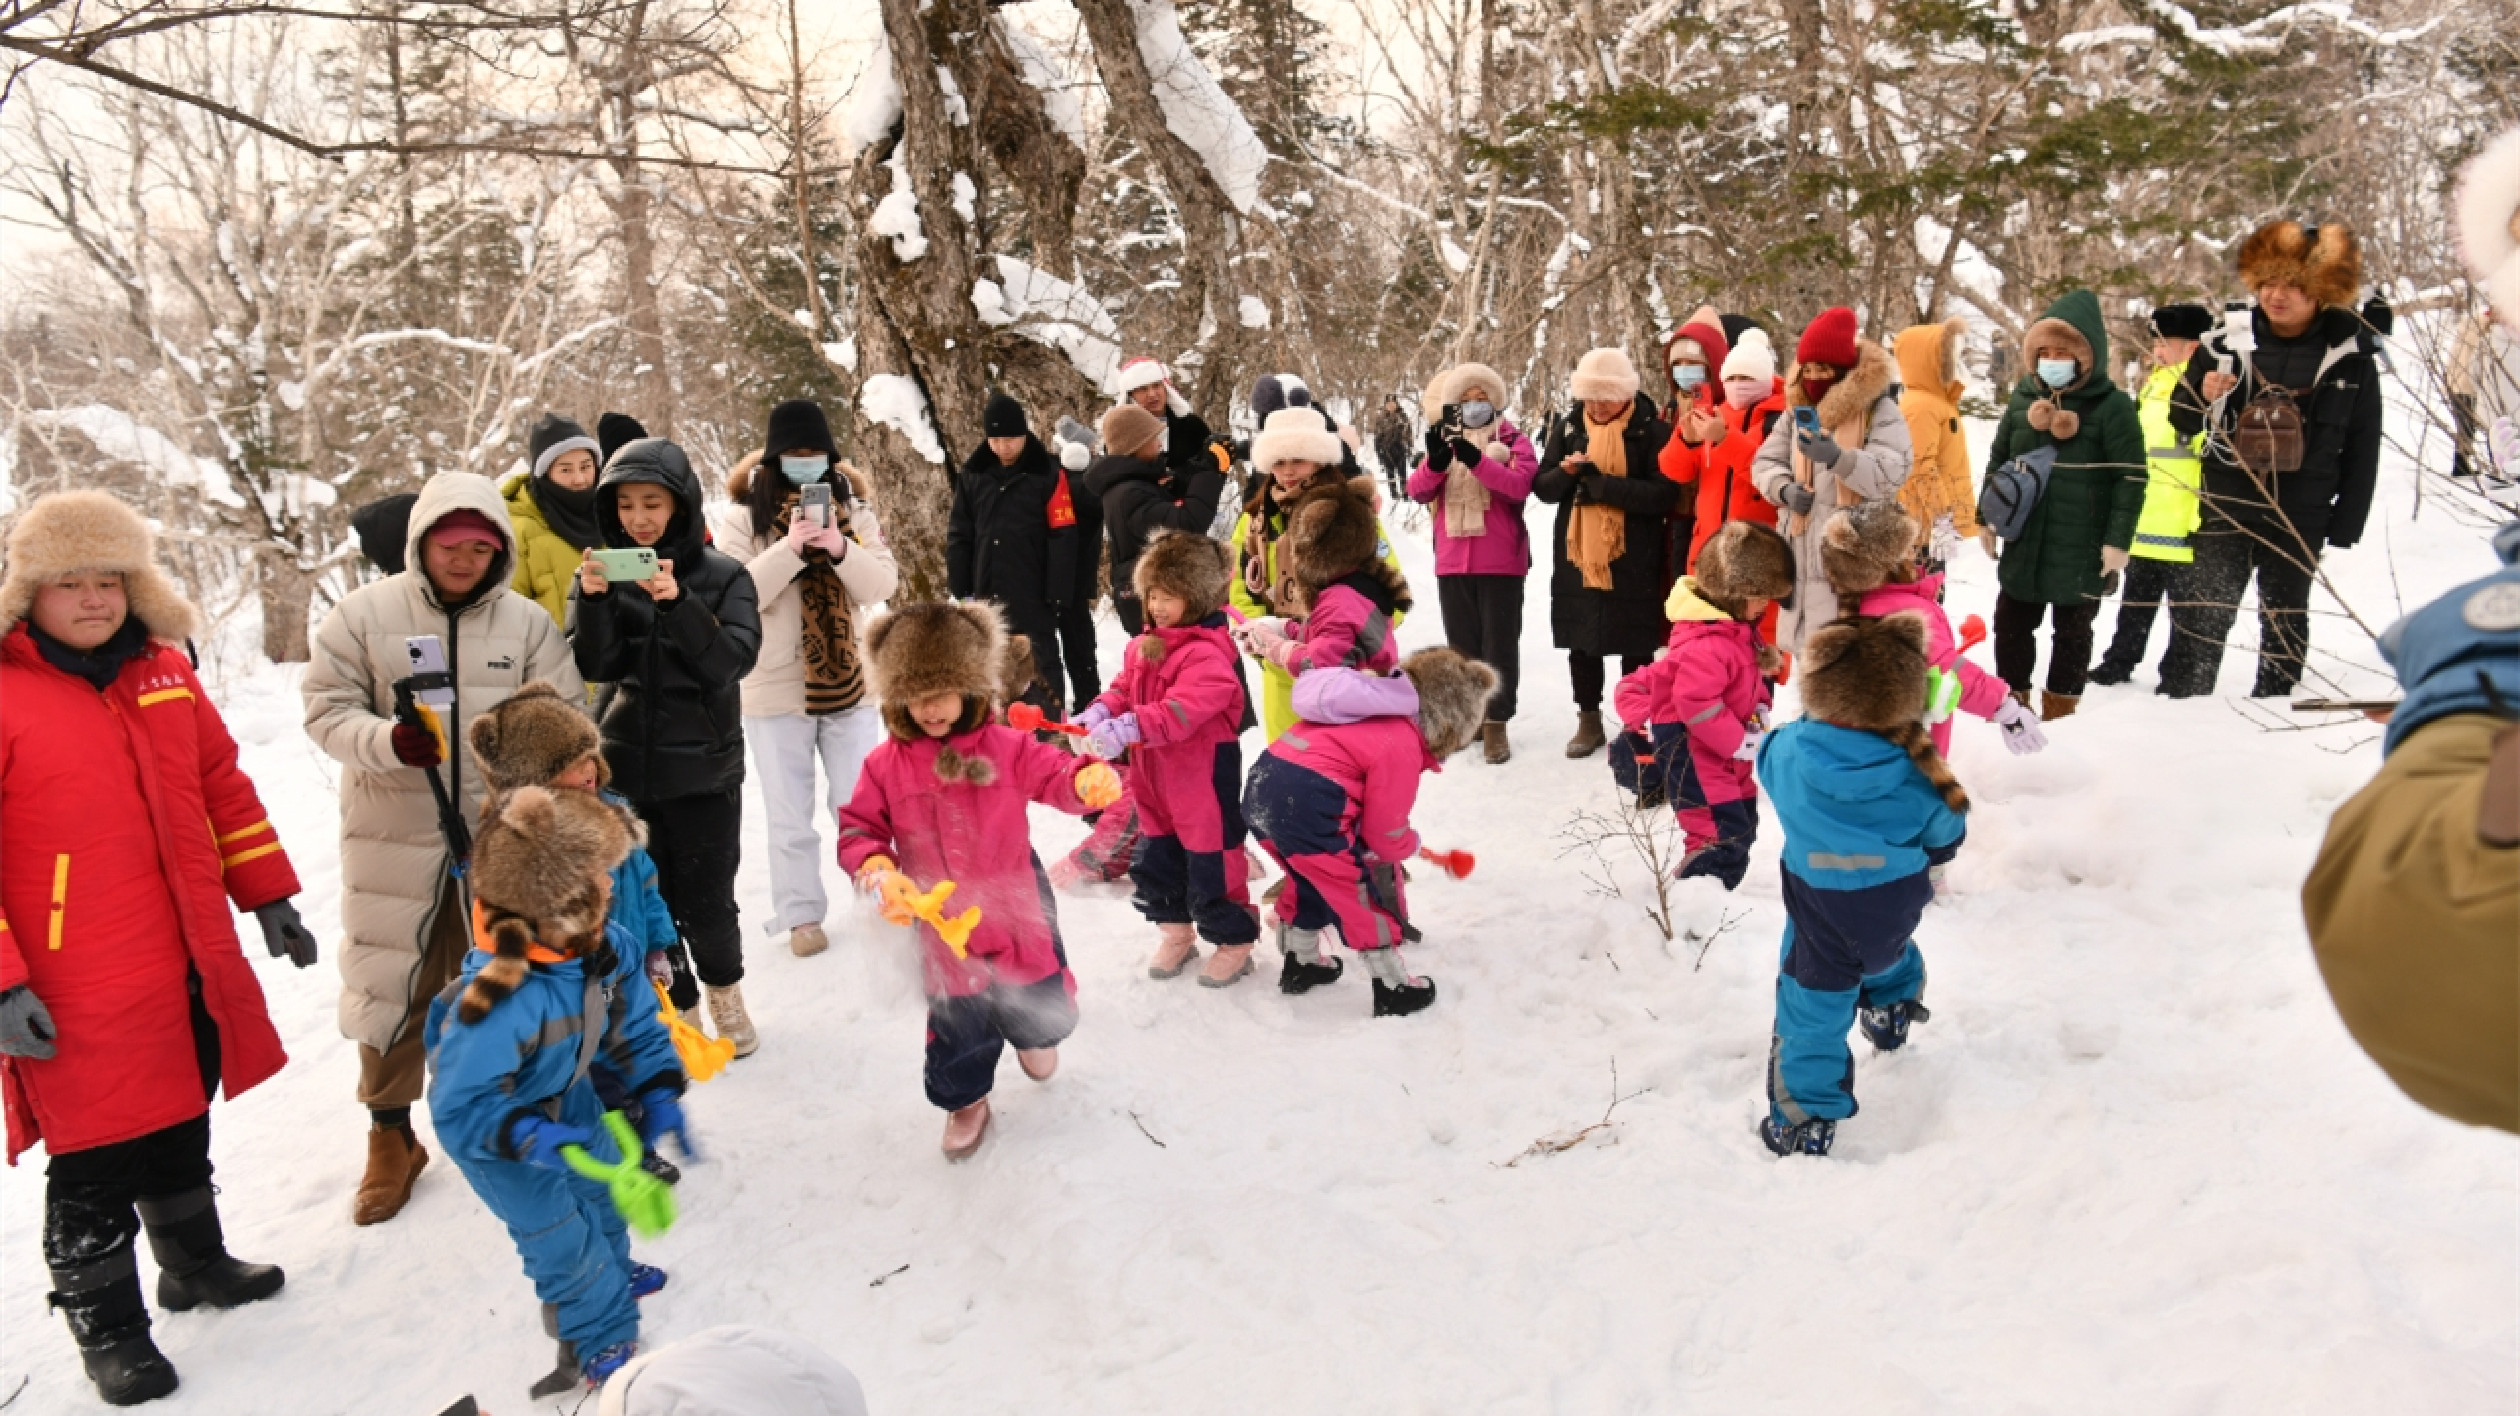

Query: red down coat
[[0, 628, 297, 1163]]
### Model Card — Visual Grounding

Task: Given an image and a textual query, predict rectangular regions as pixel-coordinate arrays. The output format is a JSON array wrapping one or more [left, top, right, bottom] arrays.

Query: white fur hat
[[1568, 348, 1641, 403], [1249, 407, 1344, 472], [2457, 127, 2520, 332], [1722, 327, 1779, 383], [0, 490, 199, 641]]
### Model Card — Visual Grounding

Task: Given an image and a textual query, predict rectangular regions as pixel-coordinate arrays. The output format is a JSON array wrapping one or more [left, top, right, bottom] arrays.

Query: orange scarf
[[1567, 406, 1632, 590]]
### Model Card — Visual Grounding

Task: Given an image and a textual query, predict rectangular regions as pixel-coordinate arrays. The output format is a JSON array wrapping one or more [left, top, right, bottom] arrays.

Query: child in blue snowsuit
[[1755, 611, 1969, 1156], [424, 784, 691, 1390]]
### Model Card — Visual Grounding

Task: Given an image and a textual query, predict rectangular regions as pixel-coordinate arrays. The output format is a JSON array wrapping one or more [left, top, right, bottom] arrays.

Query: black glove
[[256, 898, 319, 969], [1422, 427, 1453, 470], [0, 986, 56, 1060], [1573, 469, 1605, 503], [1451, 438, 1484, 470], [1775, 481, 1816, 516]]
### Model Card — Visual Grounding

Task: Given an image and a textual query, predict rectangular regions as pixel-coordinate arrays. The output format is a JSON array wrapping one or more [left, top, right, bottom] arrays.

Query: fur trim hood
[[458, 784, 639, 1022], [1894, 319, 1968, 401], [2457, 128, 2520, 331], [2238, 219, 2363, 310], [1285, 478, 1411, 613], [1695, 519, 1798, 605], [0, 489, 201, 641], [723, 450, 873, 505], [1251, 406, 1345, 472], [1400, 647, 1499, 758], [1134, 529, 1235, 624], [2018, 289, 2114, 440], [468, 681, 605, 794], [1569, 347, 1642, 403], [1820, 500, 1921, 597], [1789, 339, 1898, 429], [1420, 363, 1511, 424], [1798, 612, 1930, 732]]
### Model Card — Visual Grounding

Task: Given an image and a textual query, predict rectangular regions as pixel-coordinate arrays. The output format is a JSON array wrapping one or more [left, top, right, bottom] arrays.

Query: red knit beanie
[[426, 508, 505, 549], [1797, 306, 1860, 369]]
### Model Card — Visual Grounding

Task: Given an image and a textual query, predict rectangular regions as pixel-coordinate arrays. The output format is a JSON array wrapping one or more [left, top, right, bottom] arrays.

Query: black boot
[[49, 1246, 180, 1405], [2085, 658, 2134, 687], [529, 1302, 581, 1398], [1371, 977, 1437, 1017], [139, 1188, 284, 1312]]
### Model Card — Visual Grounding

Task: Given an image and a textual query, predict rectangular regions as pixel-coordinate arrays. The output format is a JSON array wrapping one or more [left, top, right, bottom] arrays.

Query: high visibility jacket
[[2132, 364, 2204, 564]]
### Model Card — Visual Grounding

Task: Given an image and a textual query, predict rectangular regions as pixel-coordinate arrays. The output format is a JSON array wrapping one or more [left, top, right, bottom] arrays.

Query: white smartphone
[[404, 635, 455, 710], [800, 481, 833, 529], [2223, 300, 2255, 355]]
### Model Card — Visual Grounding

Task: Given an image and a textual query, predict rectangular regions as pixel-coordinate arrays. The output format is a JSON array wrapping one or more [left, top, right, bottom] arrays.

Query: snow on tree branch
[[1124, 0, 1267, 216]]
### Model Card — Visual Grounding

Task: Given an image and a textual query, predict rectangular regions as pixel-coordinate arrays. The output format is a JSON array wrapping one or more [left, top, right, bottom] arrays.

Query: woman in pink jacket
[[1610, 521, 1797, 890], [1406, 362, 1537, 763], [1240, 648, 1496, 1016], [835, 602, 1122, 1161]]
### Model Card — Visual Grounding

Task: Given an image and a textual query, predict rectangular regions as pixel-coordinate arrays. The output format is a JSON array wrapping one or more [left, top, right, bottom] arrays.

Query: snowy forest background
[[1, 0, 2513, 667]]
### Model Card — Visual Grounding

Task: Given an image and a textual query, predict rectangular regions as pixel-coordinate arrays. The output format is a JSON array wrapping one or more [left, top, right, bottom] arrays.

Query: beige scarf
[[1788, 396, 1872, 538], [1442, 447, 1494, 539], [1566, 406, 1632, 590]]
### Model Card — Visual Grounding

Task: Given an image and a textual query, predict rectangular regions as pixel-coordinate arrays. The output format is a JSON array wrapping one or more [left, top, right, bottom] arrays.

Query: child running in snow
[[424, 785, 692, 1391], [1242, 648, 1498, 1015], [835, 602, 1123, 1160], [1755, 613, 1969, 1157], [1609, 520, 1797, 890], [1237, 477, 1412, 680], [1074, 530, 1262, 986]]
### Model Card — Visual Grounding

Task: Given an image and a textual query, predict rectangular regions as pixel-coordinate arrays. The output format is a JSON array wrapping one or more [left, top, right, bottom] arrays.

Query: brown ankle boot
[[1482, 721, 1511, 764], [1564, 711, 1606, 759], [2040, 691, 2081, 722], [353, 1124, 429, 1226]]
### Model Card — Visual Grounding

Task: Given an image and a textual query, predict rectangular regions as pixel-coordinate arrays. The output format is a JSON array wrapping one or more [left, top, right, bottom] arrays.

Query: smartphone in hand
[[590, 547, 661, 582], [800, 481, 834, 529]]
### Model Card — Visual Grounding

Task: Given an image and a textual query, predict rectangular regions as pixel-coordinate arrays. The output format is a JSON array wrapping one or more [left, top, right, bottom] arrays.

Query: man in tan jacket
[[303, 473, 582, 1223]]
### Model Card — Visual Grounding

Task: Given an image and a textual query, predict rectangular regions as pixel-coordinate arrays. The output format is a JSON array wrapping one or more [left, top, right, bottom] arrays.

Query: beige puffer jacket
[[302, 473, 583, 1053], [705, 455, 899, 719]]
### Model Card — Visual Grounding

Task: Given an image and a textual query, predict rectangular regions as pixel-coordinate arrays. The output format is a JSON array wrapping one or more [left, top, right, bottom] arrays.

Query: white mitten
[[1990, 697, 2049, 755]]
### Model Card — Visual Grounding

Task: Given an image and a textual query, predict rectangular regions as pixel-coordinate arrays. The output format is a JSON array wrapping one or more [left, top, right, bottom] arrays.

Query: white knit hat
[[1568, 348, 1641, 403], [1722, 328, 1778, 383]]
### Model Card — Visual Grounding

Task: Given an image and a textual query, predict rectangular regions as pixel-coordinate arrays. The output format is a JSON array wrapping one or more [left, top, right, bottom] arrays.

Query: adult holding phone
[[1753, 306, 1915, 653], [707, 400, 899, 969], [571, 438, 763, 1050], [1407, 362, 1538, 763], [304, 473, 582, 1226]]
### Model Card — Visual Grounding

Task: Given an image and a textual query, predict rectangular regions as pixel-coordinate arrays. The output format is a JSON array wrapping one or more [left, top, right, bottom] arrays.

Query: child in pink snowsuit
[[1074, 531, 1261, 987], [1822, 501, 2049, 759], [1241, 476, 1411, 679], [1611, 521, 1798, 891], [836, 601, 1123, 1161], [1241, 648, 1497, 1016]]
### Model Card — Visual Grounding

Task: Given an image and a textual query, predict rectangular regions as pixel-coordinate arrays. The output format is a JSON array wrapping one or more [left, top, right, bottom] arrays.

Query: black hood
[[962, 435, 1057, 479], [351, 492, 418, 575], [597, 437, 705, 566], [1083, 451, 1168, 499]]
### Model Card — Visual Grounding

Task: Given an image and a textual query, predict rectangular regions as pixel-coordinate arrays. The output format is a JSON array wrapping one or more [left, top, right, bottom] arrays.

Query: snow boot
[[942, 1098, 992, 1161], [50, 1246, 179, 1406], [583, 1341, 639, 1387], [2040, 690, 2080, 722], [1276, 925, 1343, 994], [1564, 710, 1607, 759], [706, 982, 759, 1058], [640, 1149, 681, 1186], [530, 1306, 580, 1398], [1018, 1047, 1059, 1081], [1758, 1115, 1835, 1157], [1198, 943, 1256, 988], [787, 923, 829, 958], [139, 1188, 284, 1312], [1858, 999, 1931, 1052], [352, 1122, 429, 1226], [628, 1262, 668, 1300], [1482, 720, 1511, 764], [2086, 658, 2134, 687], [1364, 947, 1435, 1017], [1148, 922, 1199, 979]]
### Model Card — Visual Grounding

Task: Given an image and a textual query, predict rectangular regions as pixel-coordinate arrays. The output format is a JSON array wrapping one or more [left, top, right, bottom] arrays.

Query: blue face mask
[[1458, 399, 1496, 430], [1674, 366, 1707, 392], [779, 454, 830, 486], [2037, 359, 2078, 390]]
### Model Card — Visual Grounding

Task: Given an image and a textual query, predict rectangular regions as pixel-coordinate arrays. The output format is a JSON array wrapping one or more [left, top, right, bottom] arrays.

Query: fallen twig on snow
[[1689, 907, 1747, 972], [869, 1264, 910, 1288], [1497, 1058, 1653, 1168], [1128, 1110, 1167, 1149]]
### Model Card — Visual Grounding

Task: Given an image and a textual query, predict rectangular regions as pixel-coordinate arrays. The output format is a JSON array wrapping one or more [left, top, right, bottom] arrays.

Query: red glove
[[392, 721, 442, 768]]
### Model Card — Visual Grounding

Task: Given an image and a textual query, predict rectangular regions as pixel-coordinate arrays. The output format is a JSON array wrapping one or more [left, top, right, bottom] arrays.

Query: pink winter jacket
[[835, 724, 1098, 999], [1614, 578, 1771, 809], [1405, 418, 1540, 576], [1858, 573, 2007, 756], [1260, 717, 1436, 864], [1282, 580, 1402, 676], [1089, 616, 1245, 803]]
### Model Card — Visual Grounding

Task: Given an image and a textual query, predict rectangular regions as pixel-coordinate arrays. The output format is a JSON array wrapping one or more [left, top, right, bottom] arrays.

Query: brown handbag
[[2233, 371, 2306, 476]]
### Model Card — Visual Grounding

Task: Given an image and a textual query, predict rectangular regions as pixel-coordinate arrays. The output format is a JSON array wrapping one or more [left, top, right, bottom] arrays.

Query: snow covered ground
[[4, 446, 2514, 1414]]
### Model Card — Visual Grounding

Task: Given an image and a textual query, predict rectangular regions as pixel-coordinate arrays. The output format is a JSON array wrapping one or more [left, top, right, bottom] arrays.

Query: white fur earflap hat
[[2457, 127, 2520, 332]]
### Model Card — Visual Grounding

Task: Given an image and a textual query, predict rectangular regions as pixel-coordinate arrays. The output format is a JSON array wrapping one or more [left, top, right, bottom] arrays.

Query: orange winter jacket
[[1658, 379, 1787, 571], [1894, 320, 1978, 538]]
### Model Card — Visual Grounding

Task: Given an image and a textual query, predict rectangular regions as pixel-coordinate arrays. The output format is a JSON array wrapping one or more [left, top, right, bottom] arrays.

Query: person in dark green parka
[[1982, 289, 2146, 720]]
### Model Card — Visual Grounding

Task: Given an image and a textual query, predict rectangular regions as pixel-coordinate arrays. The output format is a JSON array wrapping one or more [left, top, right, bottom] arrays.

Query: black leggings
[[1993, 590, 2101, 698], [1437, 575, 1525, 721], [1568, 650, 1651, 713]]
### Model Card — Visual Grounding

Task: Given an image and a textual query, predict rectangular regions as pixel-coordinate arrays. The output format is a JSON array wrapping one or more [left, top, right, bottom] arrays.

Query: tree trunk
[[257, 550, 315, 663]]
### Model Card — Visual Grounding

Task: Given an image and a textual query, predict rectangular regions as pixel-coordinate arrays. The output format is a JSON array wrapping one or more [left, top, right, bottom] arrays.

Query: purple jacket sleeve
[[1136, 642, 1244, 746], [1292, 667, 1420, 725]]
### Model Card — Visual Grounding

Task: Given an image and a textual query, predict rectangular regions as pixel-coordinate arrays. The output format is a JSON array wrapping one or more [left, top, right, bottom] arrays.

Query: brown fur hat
[[1696, 520, 1798, 605], [866, 599, 1006, 777], [469, 682, 606, 794], [0, 490, 201, 642], [1285, 477, 1412, 614], [1819, 501, 1921, 598], [2237, 220, 2363, 310], [1399, 647, 1499, 758], [1134, 528, 1235, 624], [457, 785, 637, 1022], [1799, 613, 1931, 732]]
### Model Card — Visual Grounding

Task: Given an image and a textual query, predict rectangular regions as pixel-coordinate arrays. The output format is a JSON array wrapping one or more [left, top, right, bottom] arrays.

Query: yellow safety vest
[[2132, 364, 2203, 564]]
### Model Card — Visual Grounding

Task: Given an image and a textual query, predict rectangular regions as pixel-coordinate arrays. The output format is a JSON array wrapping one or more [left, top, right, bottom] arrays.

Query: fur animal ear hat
[[0, 489, 201, 642], [469, 682, 605, 793], [865, 600, 1007, 771], [1285, 478, 1412, 614], [1134, 529, 1234, 626], [457, 785, 638, 1022], [1799, 612, 1931, 733], [1819, 500, 1921, 597], [2457, 127, 2520, 332], [1399, 647, 1499, 759], [1696, 519, 1798, 605], [2238, 219, 2363, 310]]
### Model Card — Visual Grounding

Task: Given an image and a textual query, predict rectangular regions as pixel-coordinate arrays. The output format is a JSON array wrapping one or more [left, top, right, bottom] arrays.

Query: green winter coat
[[501, 471, 594, 628], [1986, 289, 2147, 605]]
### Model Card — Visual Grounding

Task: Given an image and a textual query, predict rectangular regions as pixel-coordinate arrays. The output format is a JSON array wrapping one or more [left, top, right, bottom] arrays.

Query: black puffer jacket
[[1531, 393, 1681, 659], [2170, 305, 2384, 549], [946, 436, 1100, 608], [1084, 451, 1228, 614], [569, 438, 763, 801]]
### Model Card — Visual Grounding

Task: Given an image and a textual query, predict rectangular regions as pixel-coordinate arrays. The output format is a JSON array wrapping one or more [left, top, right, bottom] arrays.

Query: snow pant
[[1992, 589, 2100, 698], [1001, 600, 1101, 717], [1568, 650, 1652, 714], [1608, 724, 1757, 890], [451, 1150, 637, 1358], [1066, 764, 1144, 882], [1245, 754, 1410, 951], [1768, 867, 1933, 1125], [637, 787, 744, 998], [2159, 516, 2324, 698], [925, 958, 1080, 1112], [357, 873, 468, 1110], [2095, 556, 2182, 677], [1128, 741, 1259, 944], [749, 707, 883, 938], [1437, 574, 1525, 722]]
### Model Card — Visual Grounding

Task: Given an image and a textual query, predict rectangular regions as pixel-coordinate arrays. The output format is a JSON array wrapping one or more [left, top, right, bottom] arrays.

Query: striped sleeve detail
[[222, 842, 286, 870]]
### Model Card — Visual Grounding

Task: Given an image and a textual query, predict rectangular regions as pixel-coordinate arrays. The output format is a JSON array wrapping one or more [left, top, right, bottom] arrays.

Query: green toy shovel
[[560, 1110, 677, 1238]]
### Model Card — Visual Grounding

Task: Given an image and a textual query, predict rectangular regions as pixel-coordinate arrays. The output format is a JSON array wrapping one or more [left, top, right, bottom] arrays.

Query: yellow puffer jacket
[[500, 471, 592, 628], [1893, 320, 1978, 539]]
